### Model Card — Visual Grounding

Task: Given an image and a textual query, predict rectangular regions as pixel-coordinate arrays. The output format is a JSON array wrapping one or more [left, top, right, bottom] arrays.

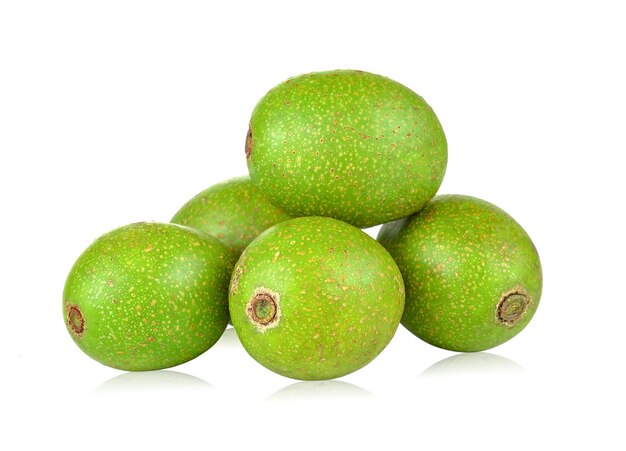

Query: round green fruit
[[63, 222, 235, 371], [171, 176, 292, 256], [377, 195, 542, 352], [229, 216, 405, 380], [246, 69, 447, 228]]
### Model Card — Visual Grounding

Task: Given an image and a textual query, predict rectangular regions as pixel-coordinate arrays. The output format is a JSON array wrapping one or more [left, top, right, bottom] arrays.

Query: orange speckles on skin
[[171, 176, 292, 256], [378, 195, 542, 352], [62, 222, 235, 371], [247, 70, 447, 228], [229, 216, 404, 380]]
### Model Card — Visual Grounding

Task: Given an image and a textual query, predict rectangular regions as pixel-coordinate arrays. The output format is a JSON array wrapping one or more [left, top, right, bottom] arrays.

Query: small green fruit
[[377, 195, 542, 352], [229, 216, 405, 380], [63, 222, 235, 371], [246, 69, 447, 228], [171, 176, 292, 256]]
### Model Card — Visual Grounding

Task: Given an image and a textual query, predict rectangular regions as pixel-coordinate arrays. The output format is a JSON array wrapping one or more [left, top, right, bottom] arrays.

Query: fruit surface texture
[[171, 176, 292, 256], [229, 216, 405, 380], [246, 70, 447, 228], [377, 195, 542, 352], [63, 222, 234, 371]]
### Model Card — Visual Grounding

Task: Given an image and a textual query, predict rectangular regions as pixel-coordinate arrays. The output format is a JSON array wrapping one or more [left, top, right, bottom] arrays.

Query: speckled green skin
[[377, 195, 542, 352], [229, 216, 405, 380], [63, 222, 235, 371], [247, 70, 447, 228], [171, 176, 292, 256]]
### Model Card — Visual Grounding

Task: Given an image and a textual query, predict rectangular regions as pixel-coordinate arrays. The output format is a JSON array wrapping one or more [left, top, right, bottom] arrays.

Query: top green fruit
[[171, 176, 292, 256], [377, 195, 542, 352], [246, 70, 447, 228]]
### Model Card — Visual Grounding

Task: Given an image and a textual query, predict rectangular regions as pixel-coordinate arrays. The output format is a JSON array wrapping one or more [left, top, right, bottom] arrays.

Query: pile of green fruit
[[63, 70, 542, 380]]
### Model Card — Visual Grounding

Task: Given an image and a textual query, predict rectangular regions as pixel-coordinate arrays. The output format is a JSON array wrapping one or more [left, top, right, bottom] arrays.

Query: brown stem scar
[[246, 287, 280, 332], [245, 125, 253, 160], [496, 289, 530, 327], [67, 304, 85, 337]]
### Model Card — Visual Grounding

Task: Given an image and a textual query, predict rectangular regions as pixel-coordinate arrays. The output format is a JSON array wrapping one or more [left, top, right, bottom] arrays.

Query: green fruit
[[171, 176, 292, 256], [377, 195, 542, 352], [246, 69, 447, 228], [229, 216, 405, 380], [63, 222, 235, 371]]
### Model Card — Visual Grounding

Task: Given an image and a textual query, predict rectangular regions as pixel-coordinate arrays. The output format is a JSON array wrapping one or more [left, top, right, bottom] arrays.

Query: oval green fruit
[[171, 176, 292, 256], [229, 216, 405, 380], [377, 195, 542, 352], [246, 70, 447, 228], [63, 222, 235, 371]]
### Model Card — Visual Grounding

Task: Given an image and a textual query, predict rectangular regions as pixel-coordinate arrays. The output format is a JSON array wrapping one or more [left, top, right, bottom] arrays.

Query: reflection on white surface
[[267, 380, 374, 402], [420, 352, 524, 379], [212, 326, 241, 350], [94, 370, 214, 394]]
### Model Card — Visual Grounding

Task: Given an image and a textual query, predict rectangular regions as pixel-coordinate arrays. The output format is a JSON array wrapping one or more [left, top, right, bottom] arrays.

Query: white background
[[1, 1, 624, 449]]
